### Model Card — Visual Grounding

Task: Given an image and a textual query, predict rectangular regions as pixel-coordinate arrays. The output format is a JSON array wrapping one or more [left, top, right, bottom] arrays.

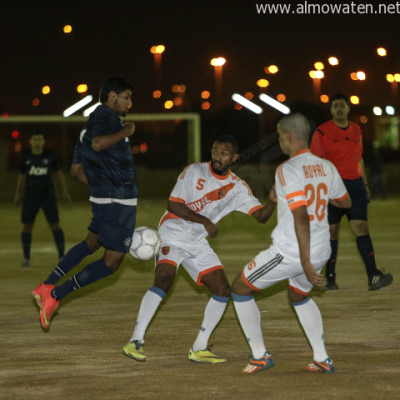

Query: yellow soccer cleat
[[123, 341, 146, 362], [188, 346, 226, 364]]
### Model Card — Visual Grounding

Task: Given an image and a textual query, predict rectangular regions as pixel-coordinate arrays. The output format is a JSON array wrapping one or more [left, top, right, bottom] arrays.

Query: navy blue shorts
[[328, 178, 369, 224], [88, 202, 137, 253], [21, 193, 60, 224]]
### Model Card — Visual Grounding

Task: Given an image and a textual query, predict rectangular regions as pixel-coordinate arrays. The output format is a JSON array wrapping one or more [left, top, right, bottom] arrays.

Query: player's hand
[[123, 122, 135, 136], [269, 185, 277, 203], [303, 260, 326, 286], [204, 220, 218, 239]]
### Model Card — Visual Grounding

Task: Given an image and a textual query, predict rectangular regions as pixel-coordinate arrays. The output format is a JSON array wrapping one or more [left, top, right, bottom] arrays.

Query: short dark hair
[[330, 93, 349, 106], [215, 134, 238, 153], [99, 76, 134, 104], [30, 129, 45, 138]]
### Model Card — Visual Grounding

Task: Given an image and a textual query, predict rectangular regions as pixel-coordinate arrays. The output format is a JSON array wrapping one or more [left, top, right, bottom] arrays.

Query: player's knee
[[213, 283, 231, 298], [23, 224, 34, 233], [288, 287, 308, 303], [154, 265, 176, 291], [231, 274, 253, 296]]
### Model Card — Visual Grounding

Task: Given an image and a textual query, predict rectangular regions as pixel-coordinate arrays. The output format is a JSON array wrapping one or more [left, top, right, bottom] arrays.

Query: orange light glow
[[257, 79, 269, 88], [245, 92, 254, 100], [140, 142, 148, 153], [377, 47, 387, 56], [77, 84, 88, 93], [201, 102, 210, 110], [234, 103, 243, 110], [2, 113, 9, 118], [328, 57, 339, 65], [356, 71, 366, 80], [309, 71, 316, 79], [360, 116, 368, 123], [63, 25, 72, 33], [350, 96, 359, 104], [265, 65, 278, 74], [32, 98, 40, 106], [277, 94, 286, 102], [12, 130, 19, 139], [164, 101, 173, 109], [153, 90, 162, 98], [210, 57, 226, 66], [42, 86, 50, 94], [320, 95, 329, 103], [350, 72, 358, 80], [314, 62, 324, 70], [395, 74, 400, 82], [386, 74, 394, 83], [201, 91, 210, 99], [174, 97, 183, 106]]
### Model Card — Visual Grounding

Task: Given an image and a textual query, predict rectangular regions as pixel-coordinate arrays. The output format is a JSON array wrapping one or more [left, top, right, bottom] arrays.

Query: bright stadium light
[[63, 95, 93, 117], [259, 93, 290, 114], [373, 107, 382, 116], [232, 94, 263, 114], [83, 102, 100, 117], [386, 106, 395, 115]]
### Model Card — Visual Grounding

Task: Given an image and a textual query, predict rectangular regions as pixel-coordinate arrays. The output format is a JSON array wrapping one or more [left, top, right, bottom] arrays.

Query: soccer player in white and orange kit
[[123, 135, 278, 363], [231, 113, 351, 374]]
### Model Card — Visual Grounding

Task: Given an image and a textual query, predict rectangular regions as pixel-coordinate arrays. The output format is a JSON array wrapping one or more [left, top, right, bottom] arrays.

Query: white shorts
[[242, 244, 327, 295], [155, 240, 223, 286]]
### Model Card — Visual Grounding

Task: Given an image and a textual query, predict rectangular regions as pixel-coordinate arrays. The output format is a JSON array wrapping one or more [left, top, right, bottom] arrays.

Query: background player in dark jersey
[[14, 130, 71, 267], [310, 94, 393, 291], [32, 76, 137, 329]]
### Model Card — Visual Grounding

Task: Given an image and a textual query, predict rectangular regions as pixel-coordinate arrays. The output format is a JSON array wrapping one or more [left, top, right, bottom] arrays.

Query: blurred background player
[[123, 135, 277, 364], [32, 76, 137, 329], [14, 130, 71, 267], [232, 113, 351, 374], [310, 94, 393, 290]]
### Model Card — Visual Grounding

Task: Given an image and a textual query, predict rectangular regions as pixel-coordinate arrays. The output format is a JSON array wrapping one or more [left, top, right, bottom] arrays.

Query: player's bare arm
[[55, 170, 71, 201], [360, 158, 370, 199], [167, 200, 218, 238], [292, 205, 326, 287], [329, 194, 352, 209], [252, 185, 277, 224], [71, 163, 89, 186], [14, 173, 26, 206], [92, 122, 135, 152]]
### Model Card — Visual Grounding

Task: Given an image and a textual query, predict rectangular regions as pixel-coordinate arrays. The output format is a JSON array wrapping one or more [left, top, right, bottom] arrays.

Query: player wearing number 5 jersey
[[123, 135, 278, 364], [232, 113, 351, 374]]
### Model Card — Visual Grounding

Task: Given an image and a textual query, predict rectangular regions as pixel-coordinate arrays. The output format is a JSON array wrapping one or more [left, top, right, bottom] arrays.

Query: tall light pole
[[210, 57, 226, 109], [151, 45, 165, 91]]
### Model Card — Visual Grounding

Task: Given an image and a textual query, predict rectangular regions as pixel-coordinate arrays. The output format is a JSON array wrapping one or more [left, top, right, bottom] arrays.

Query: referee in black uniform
[[14, 130, 71, 267]]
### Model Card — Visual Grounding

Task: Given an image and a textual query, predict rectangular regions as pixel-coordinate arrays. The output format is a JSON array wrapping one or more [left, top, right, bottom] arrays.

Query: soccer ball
[[129, 226, 161, 261]]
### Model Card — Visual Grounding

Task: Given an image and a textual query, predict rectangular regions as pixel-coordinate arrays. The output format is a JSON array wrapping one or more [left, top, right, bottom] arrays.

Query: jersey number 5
[[305, 183, 328, 221]]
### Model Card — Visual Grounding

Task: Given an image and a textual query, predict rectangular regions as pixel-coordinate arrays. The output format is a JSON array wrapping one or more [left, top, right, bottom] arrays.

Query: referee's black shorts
[[21, 193, 60, 224], [328, 178, 369, 224]]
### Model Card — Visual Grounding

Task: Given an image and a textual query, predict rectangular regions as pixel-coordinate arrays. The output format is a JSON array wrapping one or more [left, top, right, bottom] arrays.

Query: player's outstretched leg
[[189, 269, 230, 364], [123, 263, 175, 361], [290, 288, 334, 373]]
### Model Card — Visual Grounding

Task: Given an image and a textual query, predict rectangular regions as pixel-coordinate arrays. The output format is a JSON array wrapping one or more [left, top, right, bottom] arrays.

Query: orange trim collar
[[208, 162, 231, 180], [290, 149, 310, 159]]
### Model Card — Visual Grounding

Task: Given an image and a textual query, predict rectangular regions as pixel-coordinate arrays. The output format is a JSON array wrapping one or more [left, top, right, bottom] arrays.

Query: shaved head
[[278, 113, 310, 143]]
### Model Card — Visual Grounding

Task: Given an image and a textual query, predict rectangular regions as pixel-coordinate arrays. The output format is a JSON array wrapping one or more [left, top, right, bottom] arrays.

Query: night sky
[[2, 1, 400, 115]]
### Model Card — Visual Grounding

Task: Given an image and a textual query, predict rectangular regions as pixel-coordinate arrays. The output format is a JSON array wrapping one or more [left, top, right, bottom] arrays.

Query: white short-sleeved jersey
[[272, 150, 348, 261], [158, 162, 263, 244]]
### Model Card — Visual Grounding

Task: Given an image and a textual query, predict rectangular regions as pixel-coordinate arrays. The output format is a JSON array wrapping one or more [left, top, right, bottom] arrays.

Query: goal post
[[0, 113, 201, 164]]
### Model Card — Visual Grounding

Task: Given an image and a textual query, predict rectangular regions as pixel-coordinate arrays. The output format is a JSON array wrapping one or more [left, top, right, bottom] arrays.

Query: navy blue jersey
[[74, 105, 137, 199], [20, 149, 60, 196]]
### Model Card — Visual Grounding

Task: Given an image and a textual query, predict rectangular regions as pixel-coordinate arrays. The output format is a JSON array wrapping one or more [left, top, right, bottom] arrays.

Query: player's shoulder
[[178, 162, 208, 180], [316, 120, 336, 134], [348, 120, 361, 131]]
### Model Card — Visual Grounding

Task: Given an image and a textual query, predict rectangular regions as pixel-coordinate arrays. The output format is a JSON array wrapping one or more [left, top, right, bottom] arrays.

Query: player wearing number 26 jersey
[[232, 114, 351, 375], [272, 149, 347, 262]]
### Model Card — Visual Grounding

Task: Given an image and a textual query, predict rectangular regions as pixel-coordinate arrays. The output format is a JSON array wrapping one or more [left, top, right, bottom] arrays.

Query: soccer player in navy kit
[[32, 76, 137, 329], [14, 131, 71, 267]]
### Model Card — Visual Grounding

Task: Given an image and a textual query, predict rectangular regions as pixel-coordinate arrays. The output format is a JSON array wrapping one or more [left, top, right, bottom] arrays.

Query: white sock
[[130, 287, 165, 342], [233, 294, 266, 359], [293, 297, 329, 362], [192, 295, 229, 352]]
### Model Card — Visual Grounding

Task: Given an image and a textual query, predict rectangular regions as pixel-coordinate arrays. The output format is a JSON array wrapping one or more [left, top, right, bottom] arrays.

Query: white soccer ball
[[129, 226, 161, 261]]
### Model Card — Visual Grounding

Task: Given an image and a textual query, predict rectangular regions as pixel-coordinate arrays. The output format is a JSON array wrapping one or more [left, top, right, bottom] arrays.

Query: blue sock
[[44, 241, 92, 285], [356, 234, 378, 278], [52, 260, 113, 301], [22, 232, 31, 259], [52, 229, 65, 259], [325, 239, 338, 282]]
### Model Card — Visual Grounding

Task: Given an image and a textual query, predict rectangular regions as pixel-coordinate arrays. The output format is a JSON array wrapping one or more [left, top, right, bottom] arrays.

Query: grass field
[[0, 199, 399, 400]]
